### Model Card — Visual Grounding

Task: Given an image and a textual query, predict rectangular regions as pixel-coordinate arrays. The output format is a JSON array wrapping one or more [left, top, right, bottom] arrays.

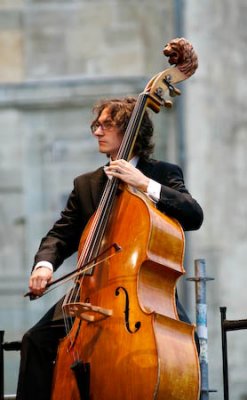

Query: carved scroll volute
[[145, 37, 198, 112]]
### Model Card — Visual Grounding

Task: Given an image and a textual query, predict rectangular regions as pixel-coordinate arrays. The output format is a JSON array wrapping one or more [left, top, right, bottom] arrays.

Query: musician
[[16, 97, 203, 400]]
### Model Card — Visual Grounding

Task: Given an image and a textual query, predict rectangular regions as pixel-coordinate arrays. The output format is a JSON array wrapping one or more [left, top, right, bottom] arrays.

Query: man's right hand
[[29, 267, 53, 296]]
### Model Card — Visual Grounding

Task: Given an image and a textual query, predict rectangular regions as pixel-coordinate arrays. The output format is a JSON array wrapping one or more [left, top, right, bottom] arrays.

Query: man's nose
[[94, 126, 104, 136]]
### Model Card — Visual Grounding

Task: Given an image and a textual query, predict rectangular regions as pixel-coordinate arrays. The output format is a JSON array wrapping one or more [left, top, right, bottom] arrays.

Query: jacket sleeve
[[155, 163, 203, 231], [32, 167, 106, 272], [33, 181, 86, 271]]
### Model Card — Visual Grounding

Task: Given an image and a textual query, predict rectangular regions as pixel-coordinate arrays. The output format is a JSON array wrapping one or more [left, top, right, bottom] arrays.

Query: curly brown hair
[[91, 97, 154, 159]]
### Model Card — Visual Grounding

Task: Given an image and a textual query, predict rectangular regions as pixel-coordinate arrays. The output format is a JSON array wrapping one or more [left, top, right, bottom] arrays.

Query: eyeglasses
[[91, 120, 115, 133]]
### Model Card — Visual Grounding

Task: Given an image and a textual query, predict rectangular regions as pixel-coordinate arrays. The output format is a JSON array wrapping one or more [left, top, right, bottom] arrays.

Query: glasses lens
[[91, 120, 114, 133], [91, 122, 99, 133]]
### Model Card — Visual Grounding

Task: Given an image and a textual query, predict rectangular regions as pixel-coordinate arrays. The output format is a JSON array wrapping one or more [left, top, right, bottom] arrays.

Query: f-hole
[[115, 286, 141, 334]]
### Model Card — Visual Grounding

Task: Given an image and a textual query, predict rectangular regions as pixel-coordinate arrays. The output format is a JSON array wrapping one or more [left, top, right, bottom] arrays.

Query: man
[[16, 97, 203, 400]]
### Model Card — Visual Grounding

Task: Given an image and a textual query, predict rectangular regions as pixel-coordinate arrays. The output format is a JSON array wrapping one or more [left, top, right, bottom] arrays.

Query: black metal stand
[[0, 331, 4, 400], [220, 307, 247, 400], [0, 331, 21, 400]]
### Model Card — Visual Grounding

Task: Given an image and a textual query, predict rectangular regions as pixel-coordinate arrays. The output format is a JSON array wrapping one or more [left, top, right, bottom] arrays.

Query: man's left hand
[[104, 159, 149, 192]]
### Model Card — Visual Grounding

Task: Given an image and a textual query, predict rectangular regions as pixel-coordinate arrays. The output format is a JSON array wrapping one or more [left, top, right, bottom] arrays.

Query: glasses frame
[[91, 120, 116, 133]]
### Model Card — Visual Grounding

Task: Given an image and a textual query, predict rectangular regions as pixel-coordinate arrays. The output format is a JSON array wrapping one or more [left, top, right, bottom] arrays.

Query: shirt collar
[[109, 155, 139, 167], [129, 155, 139, 167]]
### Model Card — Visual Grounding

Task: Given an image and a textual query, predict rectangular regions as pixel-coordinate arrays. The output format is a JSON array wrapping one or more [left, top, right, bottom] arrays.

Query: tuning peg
[[169, 85, 181, 97], [164, 100, 173, 108], [162, 78, 181, 98]]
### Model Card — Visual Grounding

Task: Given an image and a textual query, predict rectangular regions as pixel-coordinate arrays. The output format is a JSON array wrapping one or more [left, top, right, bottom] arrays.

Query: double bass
[[51, 38, 200, 400]]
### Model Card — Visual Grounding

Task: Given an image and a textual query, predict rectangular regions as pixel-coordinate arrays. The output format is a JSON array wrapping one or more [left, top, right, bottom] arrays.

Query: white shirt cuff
[[147, 179, 161, 203], [34, 261, 54, 272]]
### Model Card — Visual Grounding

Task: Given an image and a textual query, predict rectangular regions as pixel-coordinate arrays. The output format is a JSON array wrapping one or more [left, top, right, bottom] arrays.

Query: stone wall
[[185, 1, 247, 399], [0, 0, 174, 81], [1, 1, 247, 399]]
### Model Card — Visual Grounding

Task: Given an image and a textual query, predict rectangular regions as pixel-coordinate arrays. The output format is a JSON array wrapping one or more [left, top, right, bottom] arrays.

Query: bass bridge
[[63, 302, 113, 322]]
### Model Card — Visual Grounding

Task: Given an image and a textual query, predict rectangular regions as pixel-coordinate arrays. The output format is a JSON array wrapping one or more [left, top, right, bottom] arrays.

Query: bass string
[[63, 93, 148, 311], [61, 181, 120, 347], [63, 177, 119, 306], [117, 93, 148, 161], [74, 93, 148, 277]]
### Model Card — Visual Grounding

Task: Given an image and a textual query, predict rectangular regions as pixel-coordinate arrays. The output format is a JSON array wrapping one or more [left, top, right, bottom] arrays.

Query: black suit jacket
[[34, 158, 203, 271]]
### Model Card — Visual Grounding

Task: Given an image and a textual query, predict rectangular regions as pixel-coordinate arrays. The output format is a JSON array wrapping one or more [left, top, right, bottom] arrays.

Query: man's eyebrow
[[98, 117, 113, 123]]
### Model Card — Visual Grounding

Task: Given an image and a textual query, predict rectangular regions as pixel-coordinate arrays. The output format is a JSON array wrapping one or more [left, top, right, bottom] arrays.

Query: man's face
[[92, 108, 123, 160]]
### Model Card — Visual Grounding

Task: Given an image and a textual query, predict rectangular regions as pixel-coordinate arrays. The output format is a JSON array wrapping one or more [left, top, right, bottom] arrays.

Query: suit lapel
[[89, 166, 108, 209], [136, 158, 155, 178], [88, 159, 157, 210]]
